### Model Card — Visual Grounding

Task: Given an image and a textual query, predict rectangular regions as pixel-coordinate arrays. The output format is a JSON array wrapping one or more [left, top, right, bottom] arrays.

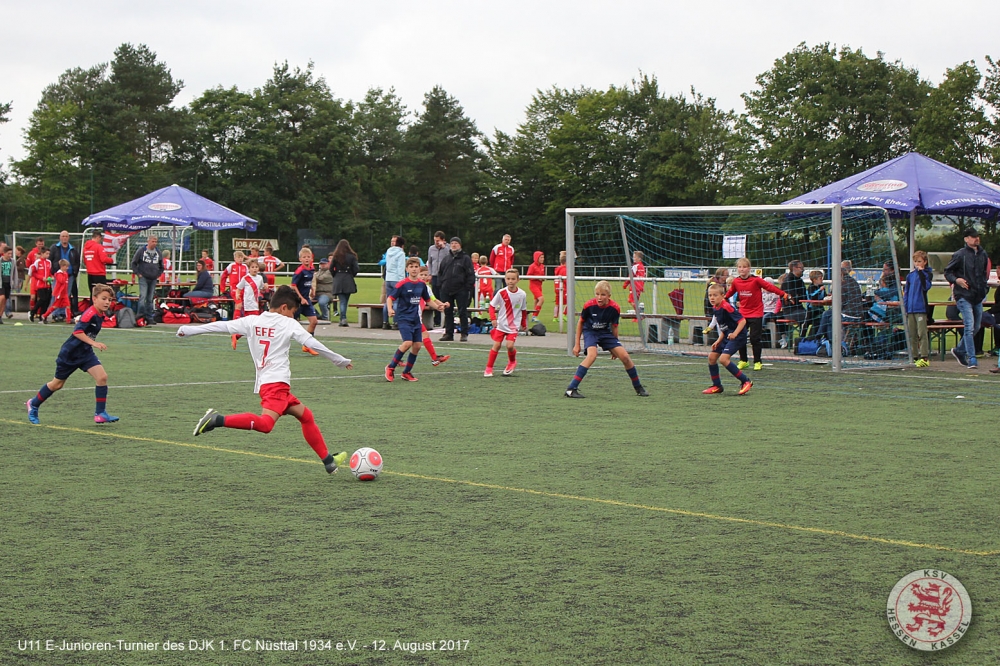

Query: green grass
[[2, 324, 999, 665]]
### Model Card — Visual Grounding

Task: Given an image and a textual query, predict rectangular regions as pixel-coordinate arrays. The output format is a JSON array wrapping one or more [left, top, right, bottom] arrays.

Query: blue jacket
[[384, 246, 406, 283], [903, 267, 932, 315]]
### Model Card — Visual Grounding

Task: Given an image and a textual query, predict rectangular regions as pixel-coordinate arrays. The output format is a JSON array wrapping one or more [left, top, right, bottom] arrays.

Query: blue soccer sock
[[626, 366, 641, 388], [708, 363, 723, 387], [404, 353, 418, 374], [725, 362, 749, 383], [388, 349, 404, 369], [31, 384, 54, 408], [95, 385, 108, 415], [568, 365, 589, 390]]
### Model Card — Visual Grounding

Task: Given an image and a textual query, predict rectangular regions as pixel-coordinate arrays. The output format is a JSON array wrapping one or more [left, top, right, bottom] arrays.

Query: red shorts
[[530, 283, 543, 299], [259, 382, 301, 415], [491, 328, 518, 343]]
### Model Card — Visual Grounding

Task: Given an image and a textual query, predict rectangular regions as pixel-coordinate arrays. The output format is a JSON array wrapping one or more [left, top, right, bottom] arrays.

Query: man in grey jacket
[[426, 231, 448, 327], [130, 235, 164, 325], [945, 227, 990, 368]]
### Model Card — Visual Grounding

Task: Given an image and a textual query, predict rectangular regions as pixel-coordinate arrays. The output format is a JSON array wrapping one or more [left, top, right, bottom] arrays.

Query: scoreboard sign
[[232, 238, 279, 252]]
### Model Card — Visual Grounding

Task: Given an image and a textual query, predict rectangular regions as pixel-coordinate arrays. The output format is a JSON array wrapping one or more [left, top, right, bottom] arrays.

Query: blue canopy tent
[[783, 152, 1000, 267], [81, 184, 258, 278]]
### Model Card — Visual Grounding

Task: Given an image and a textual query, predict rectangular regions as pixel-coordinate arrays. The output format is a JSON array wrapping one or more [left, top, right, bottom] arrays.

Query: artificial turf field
[[1, 323, 998, 665]]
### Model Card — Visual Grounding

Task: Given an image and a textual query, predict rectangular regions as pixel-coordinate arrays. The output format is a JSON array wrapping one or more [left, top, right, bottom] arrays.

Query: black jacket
[[945, 245, 989, 303], [331, 254, 359, 295], [49, 242, 80, 276], [438, 249, 475, 294]]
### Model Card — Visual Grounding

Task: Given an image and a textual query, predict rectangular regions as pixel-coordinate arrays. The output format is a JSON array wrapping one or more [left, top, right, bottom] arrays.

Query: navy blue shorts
[[297, 303, 317, 319], [583, 331, 622, 351], [55, 352, 101, 380], [715, 334, 747, 357], [397, 321, 422, 343]]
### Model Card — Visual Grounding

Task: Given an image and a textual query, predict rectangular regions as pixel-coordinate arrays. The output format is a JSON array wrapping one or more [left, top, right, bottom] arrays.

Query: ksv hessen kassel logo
[[886, 569, 971, 651]]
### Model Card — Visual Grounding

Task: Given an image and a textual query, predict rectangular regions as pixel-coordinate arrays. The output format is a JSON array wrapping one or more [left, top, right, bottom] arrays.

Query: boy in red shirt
[[200, 249, 215, 272], [26, 237, 46, 312], [623, 250, 646, 307], [29, 247, 52, 322], [42, 259, 71, 323], [723, 257, 789, 371], [526, 251, 546, 321], [262, 245, 284, 289], [220, 251, 248, 297], [476, 256, 495, 308], [82, 229, 115, 292], [553, 251, 567, 320]]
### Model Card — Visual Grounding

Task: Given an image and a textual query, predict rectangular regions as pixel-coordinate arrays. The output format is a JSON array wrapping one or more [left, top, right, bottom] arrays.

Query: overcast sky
[[2, 0, 998, 165]]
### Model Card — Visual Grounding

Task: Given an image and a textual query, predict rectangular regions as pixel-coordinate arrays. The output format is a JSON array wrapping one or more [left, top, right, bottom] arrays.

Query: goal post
[[565, 204, 911, 371]]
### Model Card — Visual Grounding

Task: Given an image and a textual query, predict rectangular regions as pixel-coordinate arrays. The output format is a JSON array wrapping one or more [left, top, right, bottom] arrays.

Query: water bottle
[[220, 308, 228, 320], [667, 328, 675, 345]]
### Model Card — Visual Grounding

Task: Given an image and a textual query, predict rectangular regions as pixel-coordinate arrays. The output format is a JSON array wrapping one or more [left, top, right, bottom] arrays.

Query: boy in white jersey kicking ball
[[485, 268, 528, 377], [177, 285, 352, 475]]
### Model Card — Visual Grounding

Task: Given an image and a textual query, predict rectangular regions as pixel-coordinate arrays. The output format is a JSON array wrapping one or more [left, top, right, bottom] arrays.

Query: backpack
[[189, 307, 218, 324], [530, 323, 547, 336], [795, 338, 820, 356], [117, 308, 137, 329]]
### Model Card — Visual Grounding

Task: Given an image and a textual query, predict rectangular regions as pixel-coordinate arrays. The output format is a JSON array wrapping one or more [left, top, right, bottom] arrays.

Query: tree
[[13, 44, 187, 228], [912, 62, 991, 177], [739, 43, 932, 201], [399, 86, 485, 245]]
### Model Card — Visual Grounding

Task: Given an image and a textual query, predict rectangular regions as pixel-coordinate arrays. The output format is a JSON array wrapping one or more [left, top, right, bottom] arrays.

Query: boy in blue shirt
[[385, 258, 448, 382], [904, 250, 933, 367], [703, 283, 753, 395], [565, 280, 648, 398], [27, 284, 120, 424]]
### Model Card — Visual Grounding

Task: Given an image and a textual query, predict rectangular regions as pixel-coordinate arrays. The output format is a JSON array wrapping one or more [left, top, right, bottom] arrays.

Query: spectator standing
[[438, 237, 475, 342], [383, 236, 406, 329], [29, 247, 53, 322], [49, 231, 81, 316], [200, 249, 215, 272], [331, 239, 359, 327], [489, 234, 515, 292], [82, 229, 115, 293], [9, 246, 26, 318], [312, 258, 336, 321], [426, 231, 448, 327], [130, 235, 164, 325], [186, 260, 215, 299], [0, 246, 13, 323], [26, 237, 46, 313], [553, 251, 567, 320], [904, 251, 933, 368], [408, 245, 425, 266], [945, 227, 990, 369]]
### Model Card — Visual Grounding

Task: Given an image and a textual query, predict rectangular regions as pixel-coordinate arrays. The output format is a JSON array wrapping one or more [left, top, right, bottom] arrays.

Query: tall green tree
[[912, 62, 990, 176], [399, 86, 485, 245], [14, 44, 187, 228], [739, 43, 932, 201]]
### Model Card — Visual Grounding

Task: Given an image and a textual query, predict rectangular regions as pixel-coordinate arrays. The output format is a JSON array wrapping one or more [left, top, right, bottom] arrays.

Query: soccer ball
[[350, 447, 383, 481]]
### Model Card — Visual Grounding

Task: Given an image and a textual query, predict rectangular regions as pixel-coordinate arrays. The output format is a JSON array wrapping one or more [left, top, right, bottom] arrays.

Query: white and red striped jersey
[[238, 274, 265, 312], [177, 312, 351, 393], [490, 286, 528, 334]]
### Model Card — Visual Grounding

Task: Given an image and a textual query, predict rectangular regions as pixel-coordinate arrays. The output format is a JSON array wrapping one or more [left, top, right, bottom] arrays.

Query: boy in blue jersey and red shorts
[[291, 247, 321, 355], [565, 280, 648, 398], [385, 258, 448, 382], [703, 282, 753, 395], [27, 284, 120, 425]]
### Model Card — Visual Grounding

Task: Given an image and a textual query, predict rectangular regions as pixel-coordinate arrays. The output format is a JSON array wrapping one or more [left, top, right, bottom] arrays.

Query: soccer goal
[[565, 205, 911, 371]]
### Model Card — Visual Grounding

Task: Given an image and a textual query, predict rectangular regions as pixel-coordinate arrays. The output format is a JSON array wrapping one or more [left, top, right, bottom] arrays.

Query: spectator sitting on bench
[[186, 260, 215, 299], [815, 261, 864, 342], [801, 270, 827, 339]]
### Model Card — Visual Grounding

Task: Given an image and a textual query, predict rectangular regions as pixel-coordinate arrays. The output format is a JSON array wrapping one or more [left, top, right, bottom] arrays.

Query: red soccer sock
[[223, 413, 275, 433], [487, 349, 499, 370], [508, 347, 516, 362], [423, 336, 438, 360], [297, 407, 329, 459]]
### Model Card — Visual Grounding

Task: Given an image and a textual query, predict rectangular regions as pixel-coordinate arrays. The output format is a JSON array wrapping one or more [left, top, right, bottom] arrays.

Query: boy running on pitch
[[178, 285, 352, 475], [485, 268, 528, 377], [385, 258, 448, 382], [27, 284, 120, 425], [418, 265, 449, 366], [703, 283, 753, 395], [565, 281, 648, 398]]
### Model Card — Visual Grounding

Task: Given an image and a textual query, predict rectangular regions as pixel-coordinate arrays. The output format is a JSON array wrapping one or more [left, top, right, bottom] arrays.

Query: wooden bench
[[927, 321, 967, 361], [9, 292, 31, 312]]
